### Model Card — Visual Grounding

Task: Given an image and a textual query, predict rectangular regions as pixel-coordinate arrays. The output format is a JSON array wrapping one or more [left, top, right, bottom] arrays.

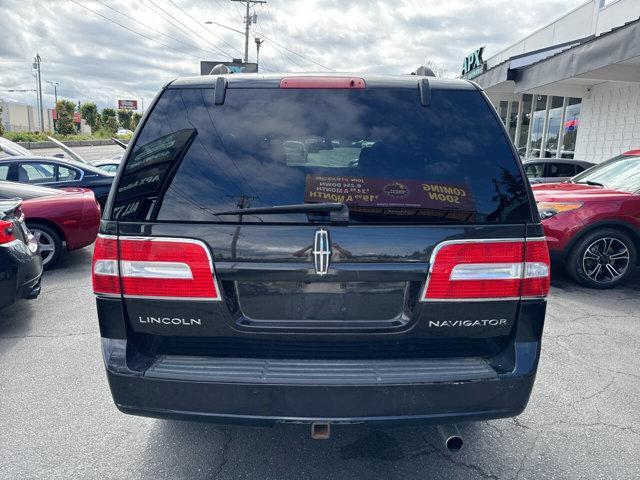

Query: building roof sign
[[461, 47, 486, 80]]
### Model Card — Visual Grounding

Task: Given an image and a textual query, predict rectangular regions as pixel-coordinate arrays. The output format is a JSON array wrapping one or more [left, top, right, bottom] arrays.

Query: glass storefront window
[[492, 94, 581, 159], [517, 94, 532, 157], [508, 100, 519, 141], [544, 96, 564, 158], [560, 98, 581, 158], [529, 95, 547, 158], [498, 101, 508, 126]]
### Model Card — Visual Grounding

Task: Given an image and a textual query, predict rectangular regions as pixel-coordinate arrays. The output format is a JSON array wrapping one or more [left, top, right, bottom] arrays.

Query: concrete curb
[[16, 139, 126, 149]]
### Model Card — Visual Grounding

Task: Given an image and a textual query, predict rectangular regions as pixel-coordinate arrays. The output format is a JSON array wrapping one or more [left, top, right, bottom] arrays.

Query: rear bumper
[[0, 242, 42, 309], [103, 339, 539, 426]]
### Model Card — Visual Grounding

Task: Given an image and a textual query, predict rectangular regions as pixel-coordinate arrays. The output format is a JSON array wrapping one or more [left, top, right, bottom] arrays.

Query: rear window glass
[[112, 86, 530, 223]]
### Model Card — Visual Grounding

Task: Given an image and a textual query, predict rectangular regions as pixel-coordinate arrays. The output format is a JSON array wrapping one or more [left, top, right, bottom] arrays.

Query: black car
[[523, 158, 595, 184], [0, 156, 114, 207], [93, 74, 549, 441], [90, 158, 121, 174], [0, 199, 42, 309]]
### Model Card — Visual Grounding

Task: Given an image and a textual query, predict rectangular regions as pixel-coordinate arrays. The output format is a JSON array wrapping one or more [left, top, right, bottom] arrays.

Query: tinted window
[[547, 163, 576, 177], [58, 166, 79, 181], [525, 163, 544, 179], [113, 87, 530, 223], [99, 164, 118, 173], [18, 162, 55, 184]]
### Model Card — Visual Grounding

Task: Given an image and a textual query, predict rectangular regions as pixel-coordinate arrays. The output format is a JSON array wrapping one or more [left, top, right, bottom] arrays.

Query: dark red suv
[[532, 150, 640, 288]]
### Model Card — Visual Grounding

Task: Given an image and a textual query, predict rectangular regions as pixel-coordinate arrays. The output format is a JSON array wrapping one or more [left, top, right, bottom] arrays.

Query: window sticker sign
[[304, 175, 475, 212]]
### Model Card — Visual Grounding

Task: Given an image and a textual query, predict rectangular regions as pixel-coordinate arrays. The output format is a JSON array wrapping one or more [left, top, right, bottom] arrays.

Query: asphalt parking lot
[[1, 247, 638, 480], [32, 144, 124, 162]]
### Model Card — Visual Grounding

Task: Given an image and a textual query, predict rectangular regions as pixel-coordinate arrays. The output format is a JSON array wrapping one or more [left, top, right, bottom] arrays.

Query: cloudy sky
[[0, 0, 586, 111]]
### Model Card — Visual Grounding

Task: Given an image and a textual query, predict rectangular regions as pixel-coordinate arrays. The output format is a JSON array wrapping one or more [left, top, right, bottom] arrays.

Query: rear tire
[[27, 222, 62, 270], [566, 228, 636, 288]]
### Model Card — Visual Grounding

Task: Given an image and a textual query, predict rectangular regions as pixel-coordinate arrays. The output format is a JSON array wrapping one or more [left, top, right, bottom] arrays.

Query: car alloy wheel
[[581, 237, 630, 284], [31, 228, 57, 267]]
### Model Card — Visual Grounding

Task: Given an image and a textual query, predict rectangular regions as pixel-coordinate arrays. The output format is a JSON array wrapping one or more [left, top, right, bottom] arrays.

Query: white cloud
[[0, 0, 585, 110]]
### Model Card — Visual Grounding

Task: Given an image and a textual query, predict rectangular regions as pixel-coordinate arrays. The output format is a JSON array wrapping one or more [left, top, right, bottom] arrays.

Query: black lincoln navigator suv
[[93, 74, 549, 432]]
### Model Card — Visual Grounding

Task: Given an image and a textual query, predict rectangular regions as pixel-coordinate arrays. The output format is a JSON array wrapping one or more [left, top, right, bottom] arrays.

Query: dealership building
[[465, 0, 640, 163]]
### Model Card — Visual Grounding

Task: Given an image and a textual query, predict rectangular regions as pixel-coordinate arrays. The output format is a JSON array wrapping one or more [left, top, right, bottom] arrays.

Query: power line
[[208, 0, 239, 21], [166, 0, 244, 57], [92, 0, 222, 58], [251, 28, 335, 71], [140, 0, 232, 58], [67, 0, 203, 60], [250, 28, 310, 71], [263, 3, 288, 68]]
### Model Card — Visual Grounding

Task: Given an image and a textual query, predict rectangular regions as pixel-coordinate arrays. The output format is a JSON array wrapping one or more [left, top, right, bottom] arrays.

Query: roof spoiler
[[418, 78, 431, 107]]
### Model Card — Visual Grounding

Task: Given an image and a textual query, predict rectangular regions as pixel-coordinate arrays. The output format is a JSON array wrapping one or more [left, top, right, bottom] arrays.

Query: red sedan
[[532, 150, 640, 288], [0, 181, 101, 268]]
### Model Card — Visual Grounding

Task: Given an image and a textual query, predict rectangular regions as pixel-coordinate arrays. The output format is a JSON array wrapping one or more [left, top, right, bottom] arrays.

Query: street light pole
[[47, 81, 59, 133], [255, 37, 264, 71]]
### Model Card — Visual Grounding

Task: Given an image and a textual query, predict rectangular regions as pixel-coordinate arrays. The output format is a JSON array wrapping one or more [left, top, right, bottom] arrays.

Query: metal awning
[[475, 17, 640, 93]]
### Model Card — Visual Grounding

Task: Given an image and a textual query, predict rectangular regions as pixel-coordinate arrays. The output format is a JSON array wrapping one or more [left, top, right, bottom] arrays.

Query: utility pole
[[32, 54, 44, 132], [230, 0, 266, 63], [47, 81, 59, 133]]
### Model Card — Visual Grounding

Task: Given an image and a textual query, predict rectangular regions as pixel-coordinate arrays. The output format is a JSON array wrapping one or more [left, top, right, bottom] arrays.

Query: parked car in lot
[[533, 150, 640, 288], [0, 137, 33, 157], [90, 158, 121, 173], [92, 73, 550, 442], [0, 181, 101, 268], [0, 156, 114, 208], [523, 158, 595, 184], [0, 199, 42, 309]]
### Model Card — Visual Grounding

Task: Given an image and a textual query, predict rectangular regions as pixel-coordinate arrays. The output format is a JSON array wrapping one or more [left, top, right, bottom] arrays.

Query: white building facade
[[0, 99, 54, 132], [467, 0, 640, 163]]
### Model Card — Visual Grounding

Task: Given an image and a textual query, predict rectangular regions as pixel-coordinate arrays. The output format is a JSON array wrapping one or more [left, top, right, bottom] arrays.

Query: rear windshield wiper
[[573, 180, 605, 187], [211, 202, 350, 223]]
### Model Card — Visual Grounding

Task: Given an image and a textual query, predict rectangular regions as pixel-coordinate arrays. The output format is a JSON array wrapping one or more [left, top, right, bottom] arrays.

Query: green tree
[[131, 112, 143, 130], [117, 109, 133, 130], [100, 108, 119, 134], [56, 99, 77, 135], [79, 102, 99, 131], [0, 105, 4, 136]]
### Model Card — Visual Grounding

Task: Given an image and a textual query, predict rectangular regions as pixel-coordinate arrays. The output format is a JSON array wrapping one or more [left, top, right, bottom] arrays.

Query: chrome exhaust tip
[[438, 424, 463, 451]]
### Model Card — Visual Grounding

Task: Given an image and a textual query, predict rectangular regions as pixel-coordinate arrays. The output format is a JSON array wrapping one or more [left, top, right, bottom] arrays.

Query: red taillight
[[91, 236, 220, 301], [279, 77, 366, 89], [522, 239, 551, 297], [0, 220, 17, 244], [422, 238, 550, 301], [92, 235, 120, 295]]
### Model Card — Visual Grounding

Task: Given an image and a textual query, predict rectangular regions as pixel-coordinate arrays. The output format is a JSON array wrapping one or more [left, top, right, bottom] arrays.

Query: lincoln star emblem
[[313, 229, 331, 275]]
